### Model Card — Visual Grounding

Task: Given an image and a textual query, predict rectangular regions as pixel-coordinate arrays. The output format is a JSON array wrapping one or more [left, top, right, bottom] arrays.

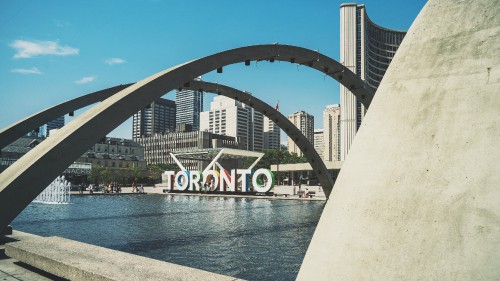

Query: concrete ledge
[[1, 225, 12, 235], [6, 236, 242, 281]]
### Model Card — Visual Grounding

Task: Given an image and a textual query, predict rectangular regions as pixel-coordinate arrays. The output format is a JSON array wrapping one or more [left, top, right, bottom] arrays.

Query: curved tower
[[340, 3, 406, 160]]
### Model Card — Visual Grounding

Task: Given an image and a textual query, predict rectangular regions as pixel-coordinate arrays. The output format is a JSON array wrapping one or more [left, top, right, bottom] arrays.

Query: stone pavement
[[71, 185, 327, 201], [2, 231, 242, 281]]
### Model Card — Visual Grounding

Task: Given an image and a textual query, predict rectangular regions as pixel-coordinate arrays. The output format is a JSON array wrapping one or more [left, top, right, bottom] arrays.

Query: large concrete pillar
[[298, 0, 500, 280]]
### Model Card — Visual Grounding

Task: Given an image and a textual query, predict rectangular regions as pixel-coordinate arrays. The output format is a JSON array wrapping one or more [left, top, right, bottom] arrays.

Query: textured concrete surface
[[0, 45, 369, 230], [298, 0, 500, 280], [6, 236, 242, 281], [0, 231, 59, 281]]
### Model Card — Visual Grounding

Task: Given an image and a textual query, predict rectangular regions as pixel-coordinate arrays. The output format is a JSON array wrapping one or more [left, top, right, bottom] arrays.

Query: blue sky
[[0, 0, 427, 142]]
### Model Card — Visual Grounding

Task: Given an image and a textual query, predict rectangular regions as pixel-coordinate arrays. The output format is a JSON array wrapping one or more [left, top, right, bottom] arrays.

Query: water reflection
[[13, 195, 324, 280]]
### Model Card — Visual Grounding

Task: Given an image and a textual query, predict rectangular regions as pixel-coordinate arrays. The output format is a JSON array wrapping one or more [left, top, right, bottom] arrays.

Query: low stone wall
[[6, 236, 242, 281]]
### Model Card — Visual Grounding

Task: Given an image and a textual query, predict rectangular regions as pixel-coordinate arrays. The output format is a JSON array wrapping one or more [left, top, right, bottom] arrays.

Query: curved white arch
[[0, 84, 132, 150], [0, 44, 371, 229], [0, 80, 334, 193]]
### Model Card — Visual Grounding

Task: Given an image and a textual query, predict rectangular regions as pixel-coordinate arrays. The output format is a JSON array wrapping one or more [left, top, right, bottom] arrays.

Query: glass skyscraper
[[39, 115, 65, 137], [175, 86, 204, 131], [132, 98, 176, 140]]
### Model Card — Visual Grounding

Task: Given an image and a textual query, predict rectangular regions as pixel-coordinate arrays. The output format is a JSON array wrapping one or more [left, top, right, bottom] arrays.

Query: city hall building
[[340, 3, 406, 160]]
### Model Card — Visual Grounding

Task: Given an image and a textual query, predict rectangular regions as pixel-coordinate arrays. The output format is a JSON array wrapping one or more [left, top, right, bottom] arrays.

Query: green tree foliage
[[88, 164, 103, 183], [89, 164, 148, 185], [100, 168, 111, 183], [250, 149, 307, 170], [146, 163, 180, 183]]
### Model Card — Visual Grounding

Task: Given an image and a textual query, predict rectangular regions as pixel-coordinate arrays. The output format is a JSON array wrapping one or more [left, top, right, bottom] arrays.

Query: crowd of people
[[78, 182, 139, 194], [131, 182, 145, 193]]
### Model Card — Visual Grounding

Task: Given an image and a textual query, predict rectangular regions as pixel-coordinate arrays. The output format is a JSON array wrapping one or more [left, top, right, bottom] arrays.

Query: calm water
[[12, 194, 325, 280]]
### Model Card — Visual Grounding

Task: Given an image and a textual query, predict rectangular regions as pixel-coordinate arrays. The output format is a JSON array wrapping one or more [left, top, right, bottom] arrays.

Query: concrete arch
[[0, 84, 133, 150], [0, 44, 370, 229], [0, 79, 333, 195]]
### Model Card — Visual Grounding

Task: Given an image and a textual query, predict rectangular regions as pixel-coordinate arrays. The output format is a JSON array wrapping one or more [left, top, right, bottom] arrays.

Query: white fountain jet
[[33, 176, 71, 204]]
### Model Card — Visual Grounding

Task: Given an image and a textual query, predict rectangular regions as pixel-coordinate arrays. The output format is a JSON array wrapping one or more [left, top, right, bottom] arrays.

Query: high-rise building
[[200, 96, 263, 151], [287, 111, 314, 157], [39, 116, 64, 137], [314, 129, 325, 160], [340, 3, 406, 160], [175, 84, 203, 131], [323, 104, 341, 162], [263, 116, 280, 150], [132, 98, 176, 140]]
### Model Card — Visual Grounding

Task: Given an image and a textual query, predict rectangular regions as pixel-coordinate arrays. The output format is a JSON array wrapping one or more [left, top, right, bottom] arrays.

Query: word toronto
[[163, 169, 276, 193]]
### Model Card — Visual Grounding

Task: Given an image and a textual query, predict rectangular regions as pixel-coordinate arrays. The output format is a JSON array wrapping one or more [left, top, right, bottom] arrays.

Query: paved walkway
[[71, 185, 327, 201]]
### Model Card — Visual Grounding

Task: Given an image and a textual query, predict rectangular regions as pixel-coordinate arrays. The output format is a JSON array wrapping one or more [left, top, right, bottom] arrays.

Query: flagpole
[[276, 100, 280, 186]]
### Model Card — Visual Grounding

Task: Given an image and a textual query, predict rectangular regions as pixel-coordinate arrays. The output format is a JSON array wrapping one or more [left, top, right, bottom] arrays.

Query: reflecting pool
[[12, 194, 324, 280]]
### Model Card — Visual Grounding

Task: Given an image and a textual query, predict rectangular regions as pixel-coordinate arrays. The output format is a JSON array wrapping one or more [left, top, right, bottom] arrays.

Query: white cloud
[[105, 58, 126, 65], [74, 76, 96, 84], [10, 40, 79, 59], [11, 67, 42, 75]]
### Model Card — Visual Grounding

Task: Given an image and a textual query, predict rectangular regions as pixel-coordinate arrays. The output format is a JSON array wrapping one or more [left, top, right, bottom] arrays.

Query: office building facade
[[175, 87, 203, 131], [263, 116, 280, 150], [80, 137, 146, 170], [323, 104, 341, 162], [132, 98, 176, 140], [287, 111, 314, 157], [314, 129, 325, 160], [200, 96, 263, 152], [39, 116, 65, 137], [136, 131, 239, 170], [340, 3, 406, 160], [1, 136, 146, 179]]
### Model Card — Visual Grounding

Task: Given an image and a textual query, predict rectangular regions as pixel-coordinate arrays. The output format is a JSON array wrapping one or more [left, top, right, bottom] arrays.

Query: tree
[[150, 163, 179, 171], [248, 149, 307, 170], [88, 165, 104, 184], [100, 168, 112, 183], [126, 166, 141, 185], [146, 163, 180, 184]]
